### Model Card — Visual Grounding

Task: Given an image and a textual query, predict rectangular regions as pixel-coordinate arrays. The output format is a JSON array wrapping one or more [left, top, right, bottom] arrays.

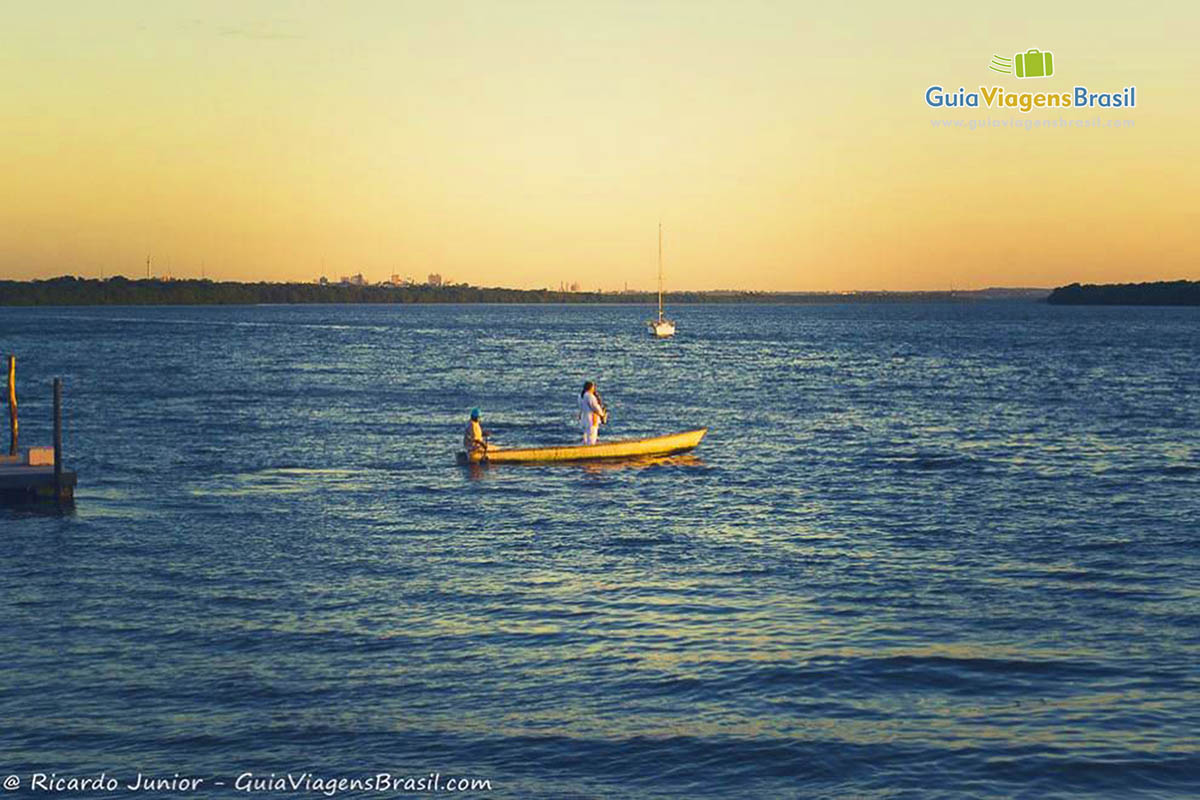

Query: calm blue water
[[1, 302, 1198, 799]]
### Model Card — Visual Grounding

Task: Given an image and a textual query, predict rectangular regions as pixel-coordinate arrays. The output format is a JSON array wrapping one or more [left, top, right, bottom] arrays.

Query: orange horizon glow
[[1, 2, 1196, 292]]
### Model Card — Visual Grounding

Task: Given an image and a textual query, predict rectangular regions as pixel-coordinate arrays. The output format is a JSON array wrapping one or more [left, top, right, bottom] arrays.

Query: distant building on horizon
[[427, 273, 443, 287]]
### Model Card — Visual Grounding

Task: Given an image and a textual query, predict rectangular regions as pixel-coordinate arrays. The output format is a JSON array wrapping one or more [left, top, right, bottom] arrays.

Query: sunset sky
[[2, 1, 1196, 290]]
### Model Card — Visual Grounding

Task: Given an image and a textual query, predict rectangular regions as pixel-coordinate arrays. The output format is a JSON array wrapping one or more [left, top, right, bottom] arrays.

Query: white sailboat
[[647, 222, 675, 338]]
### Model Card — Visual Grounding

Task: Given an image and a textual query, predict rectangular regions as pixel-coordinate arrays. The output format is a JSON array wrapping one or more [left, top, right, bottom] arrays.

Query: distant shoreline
[[0, 277, 1049, 307], [1047, 281, 1200, 306], [4, 278, 1196, 307]]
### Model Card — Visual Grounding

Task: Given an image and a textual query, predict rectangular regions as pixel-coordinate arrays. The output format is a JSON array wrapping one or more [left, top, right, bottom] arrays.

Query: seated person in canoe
[[463, 408, 490, 454]]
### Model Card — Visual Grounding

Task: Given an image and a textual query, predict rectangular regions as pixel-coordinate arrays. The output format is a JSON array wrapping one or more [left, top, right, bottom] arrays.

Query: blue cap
[[470, 408, 480, 420]]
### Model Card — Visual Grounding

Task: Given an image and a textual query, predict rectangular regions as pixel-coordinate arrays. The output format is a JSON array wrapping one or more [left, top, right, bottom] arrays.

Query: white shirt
[[578, 391, 603, 427]]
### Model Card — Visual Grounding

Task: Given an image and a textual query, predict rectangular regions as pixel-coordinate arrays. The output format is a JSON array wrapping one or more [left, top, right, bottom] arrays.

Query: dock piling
[[53, 378, 63, 500], [6, 356, 15, 456]]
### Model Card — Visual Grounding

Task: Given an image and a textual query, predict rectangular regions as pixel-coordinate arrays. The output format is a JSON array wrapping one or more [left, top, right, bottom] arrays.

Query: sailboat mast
[[657, 222, 663, 321]]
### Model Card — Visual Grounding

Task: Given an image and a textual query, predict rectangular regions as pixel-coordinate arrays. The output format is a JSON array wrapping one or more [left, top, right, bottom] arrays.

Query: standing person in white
[[578, 381, 607, 445]]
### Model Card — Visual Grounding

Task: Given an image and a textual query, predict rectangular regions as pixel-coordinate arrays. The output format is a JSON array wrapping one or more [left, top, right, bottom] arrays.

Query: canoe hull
[[459, 428, 707, 465]]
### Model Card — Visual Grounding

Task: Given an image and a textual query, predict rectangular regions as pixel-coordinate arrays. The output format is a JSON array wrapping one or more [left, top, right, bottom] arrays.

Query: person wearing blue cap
[[463, 408, 489, 454]]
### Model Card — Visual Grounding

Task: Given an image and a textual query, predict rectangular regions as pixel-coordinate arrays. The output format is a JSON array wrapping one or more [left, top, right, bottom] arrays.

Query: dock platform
[[3, 364, 76, 505], [0, 459, 76, 503]]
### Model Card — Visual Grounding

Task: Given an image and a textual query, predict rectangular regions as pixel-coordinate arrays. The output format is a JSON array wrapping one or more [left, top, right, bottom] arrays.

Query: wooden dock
[[0, 460, 77, 503], [2, 359, 76, 505]]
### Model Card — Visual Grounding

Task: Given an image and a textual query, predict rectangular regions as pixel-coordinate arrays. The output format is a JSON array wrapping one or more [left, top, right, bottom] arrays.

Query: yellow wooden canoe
[[458, 428, 707, 464]]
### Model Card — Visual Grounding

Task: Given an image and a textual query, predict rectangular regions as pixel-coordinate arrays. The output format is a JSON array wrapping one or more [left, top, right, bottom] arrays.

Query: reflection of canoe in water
[[458, 428, 707, 465]]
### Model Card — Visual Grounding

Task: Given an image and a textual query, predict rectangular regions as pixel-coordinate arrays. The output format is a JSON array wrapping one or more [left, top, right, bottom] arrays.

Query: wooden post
[[6, 356, 16, 457], [53, 378, 62, 500]]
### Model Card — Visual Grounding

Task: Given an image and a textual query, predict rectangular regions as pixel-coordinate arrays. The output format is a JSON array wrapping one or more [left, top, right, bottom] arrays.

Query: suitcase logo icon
[[1014, 49, 1054, 78], [989, 49, 1055, 78]]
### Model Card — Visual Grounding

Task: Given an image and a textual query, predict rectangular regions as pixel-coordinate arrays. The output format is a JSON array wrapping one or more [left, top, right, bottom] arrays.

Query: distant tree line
[[1047, 281, 1200, 306], [0, 276, 1046, 306], [0, 277, 627, 306]]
